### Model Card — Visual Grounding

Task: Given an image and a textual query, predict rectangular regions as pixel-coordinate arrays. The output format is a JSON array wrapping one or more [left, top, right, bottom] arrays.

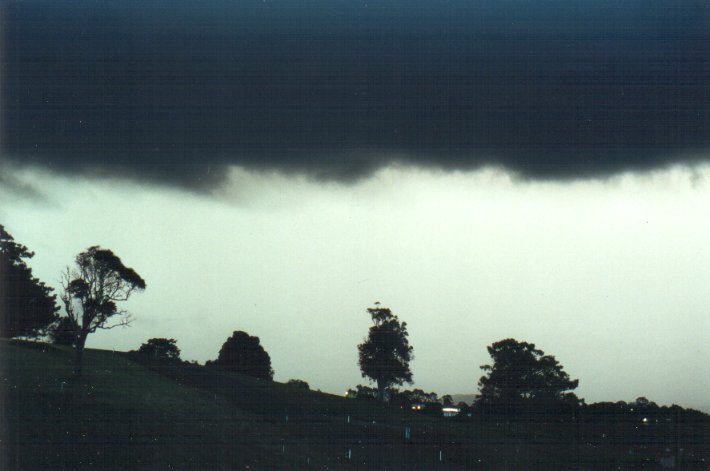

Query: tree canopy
[[358, 304, 413, 401], [137, 338, 181, 361], [0, 225, 59, 338], [211, 330, 274, 381], [286, 379, 310, 390], [61, 246, 146, 375], [49, 316, 80, 346], [477, 338, 580, 414]]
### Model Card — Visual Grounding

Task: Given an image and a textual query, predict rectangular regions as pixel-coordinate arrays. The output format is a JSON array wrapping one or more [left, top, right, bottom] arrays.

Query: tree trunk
[[74, 332, 88, 377], [377, 379, 386, 402]]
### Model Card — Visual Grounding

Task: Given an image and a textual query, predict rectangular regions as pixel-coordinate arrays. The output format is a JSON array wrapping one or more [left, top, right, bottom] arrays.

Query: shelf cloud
[[3, 0, 708, 188]]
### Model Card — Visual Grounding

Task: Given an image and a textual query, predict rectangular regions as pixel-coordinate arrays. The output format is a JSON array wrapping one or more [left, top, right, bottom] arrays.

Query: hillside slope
[[2, 340, 709, 470], [2, 340, 314, 469], [1, 341, 500, 470]]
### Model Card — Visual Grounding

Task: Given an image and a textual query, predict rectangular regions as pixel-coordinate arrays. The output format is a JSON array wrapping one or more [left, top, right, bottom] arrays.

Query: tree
[[137, 338, 181, 361], [286, 379, 310, 390], [477, 338, 580, 414], [456, 401, 471, 416], [210, 330, 273, 380], [351, 384, 378, 401], [0, 225, 59, 338], [49, 316, 80, 346], [358, 304, 413, 401], [390, 388, 440, 410], [61, 246, 146, 376]]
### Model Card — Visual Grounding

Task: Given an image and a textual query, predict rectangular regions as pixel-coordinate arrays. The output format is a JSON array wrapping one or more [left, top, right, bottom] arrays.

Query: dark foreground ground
[[1, 340, 708, 470]]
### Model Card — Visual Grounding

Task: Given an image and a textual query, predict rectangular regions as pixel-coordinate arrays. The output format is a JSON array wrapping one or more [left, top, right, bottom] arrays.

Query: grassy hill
[[2, 340, 709, 470]]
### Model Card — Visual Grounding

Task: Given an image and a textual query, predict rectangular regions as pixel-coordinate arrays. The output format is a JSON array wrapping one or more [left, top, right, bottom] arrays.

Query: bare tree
[[61, 246, 145, 376]]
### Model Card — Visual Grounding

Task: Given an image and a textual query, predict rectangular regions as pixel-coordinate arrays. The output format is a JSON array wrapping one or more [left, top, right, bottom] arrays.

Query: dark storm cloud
[[2, 0, 708, 187]]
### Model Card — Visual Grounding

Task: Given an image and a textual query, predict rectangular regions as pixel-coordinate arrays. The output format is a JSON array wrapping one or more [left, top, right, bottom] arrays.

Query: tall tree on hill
[[61, 246, 146, 376], [477, 338, 580, 414], [358, 304, 413, 401], [210, 330, 274, 380], [0, 225, 59, 338]]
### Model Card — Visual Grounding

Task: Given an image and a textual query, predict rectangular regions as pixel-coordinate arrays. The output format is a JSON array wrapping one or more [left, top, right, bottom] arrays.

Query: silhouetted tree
[[61, 246, 146, 376], [477, 338, 580, 414], [358, 304, 413, 401], [49, 316, 80, 346], [211, 330, 273, 380], [137, 338, 181, 361], [0, 225, 59, 338], [353, 384, 378, 401], [456, 401, 471, 415], [286, 379, 310, 390], [390, 388, 444, 413], [442, 394, 454, 406], [406, 388, 439, 404], [633, 396, 651, 407]]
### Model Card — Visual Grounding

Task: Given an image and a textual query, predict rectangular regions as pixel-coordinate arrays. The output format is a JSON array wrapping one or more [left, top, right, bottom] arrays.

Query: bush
[[286, 379, 310, 390], [137, 338, 181, 361], [49, 317, 80, 346]]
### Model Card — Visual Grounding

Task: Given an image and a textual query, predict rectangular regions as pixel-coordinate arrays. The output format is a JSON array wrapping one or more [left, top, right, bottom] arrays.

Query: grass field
[[2, 340, 708, 470]]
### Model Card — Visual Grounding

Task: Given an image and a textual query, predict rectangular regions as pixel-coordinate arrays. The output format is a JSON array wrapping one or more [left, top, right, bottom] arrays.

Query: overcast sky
[[1, 0, 709, 412], [3, 163, 709, 412]]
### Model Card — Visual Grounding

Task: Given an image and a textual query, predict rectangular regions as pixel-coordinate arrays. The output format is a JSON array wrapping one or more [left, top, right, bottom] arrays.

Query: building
[[442, 407, 461, 417]]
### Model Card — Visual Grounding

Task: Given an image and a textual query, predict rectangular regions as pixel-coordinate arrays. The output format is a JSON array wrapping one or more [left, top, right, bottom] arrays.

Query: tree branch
[[102, 315, 133, 330]]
